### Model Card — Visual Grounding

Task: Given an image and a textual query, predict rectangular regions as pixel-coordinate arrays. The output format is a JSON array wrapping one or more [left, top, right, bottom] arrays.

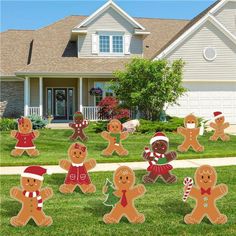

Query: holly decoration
[[103, 179, 120, 208]]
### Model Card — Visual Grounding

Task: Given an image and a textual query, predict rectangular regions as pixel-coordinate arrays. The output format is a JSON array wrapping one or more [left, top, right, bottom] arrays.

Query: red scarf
[[23, 190, 43, 210]]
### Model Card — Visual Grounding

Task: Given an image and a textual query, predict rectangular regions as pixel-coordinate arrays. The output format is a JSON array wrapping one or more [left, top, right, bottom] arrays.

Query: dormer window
[[99, 33, 124, 54]]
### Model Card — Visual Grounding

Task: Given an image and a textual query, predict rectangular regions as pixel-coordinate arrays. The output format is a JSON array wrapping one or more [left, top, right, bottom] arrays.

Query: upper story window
[[99, 33, 124, 54]]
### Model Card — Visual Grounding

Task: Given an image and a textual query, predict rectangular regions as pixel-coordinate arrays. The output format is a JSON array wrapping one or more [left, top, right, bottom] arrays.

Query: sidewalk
[[1, 157, 236, 175]]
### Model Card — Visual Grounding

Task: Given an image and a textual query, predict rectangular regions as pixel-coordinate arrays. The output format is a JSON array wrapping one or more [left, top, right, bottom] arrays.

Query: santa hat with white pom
[[21, 166, 52, 181]]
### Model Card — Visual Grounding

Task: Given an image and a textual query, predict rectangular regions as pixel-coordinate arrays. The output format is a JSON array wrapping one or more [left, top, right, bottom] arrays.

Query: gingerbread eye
[[120, 176, 122, 180], [201, 176, 204, 179], [112, 126, 115, 129], [126, 176, 128, 180], [208, 176, 210, 179], [27, 179, 30, 182], [74, 151, 76, 155], [79, 152, 82, 155], [33, 179, 36, 182]]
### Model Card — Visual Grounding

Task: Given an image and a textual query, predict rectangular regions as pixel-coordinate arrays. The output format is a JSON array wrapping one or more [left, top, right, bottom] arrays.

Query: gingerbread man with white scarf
[[10, 166, 53, 227]]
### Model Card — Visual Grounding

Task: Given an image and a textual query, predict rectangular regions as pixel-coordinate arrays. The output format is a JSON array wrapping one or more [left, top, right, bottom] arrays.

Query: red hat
[[213, 111, 224, 119], [150, 132, 169, 145], [21, 166, 47, 181]]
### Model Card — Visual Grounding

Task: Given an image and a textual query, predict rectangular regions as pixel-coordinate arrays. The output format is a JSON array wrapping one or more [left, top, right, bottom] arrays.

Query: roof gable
[[153, 0, 236, 59], [73, 0, 145, 30]]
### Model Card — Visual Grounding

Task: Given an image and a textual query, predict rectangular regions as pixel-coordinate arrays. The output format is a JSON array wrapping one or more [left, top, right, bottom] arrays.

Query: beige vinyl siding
[[166, 21, 236, 81], [78, 7, 143, 57], [215, 1, 236, 36], [30, 78, 39, 107]]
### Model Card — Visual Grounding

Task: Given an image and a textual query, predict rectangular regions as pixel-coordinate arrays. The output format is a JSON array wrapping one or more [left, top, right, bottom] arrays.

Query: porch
[[23, 76, 113, 121]]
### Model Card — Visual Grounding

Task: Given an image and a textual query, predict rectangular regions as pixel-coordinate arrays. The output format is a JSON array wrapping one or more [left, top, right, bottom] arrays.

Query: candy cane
[[183, 177, 193, 202]]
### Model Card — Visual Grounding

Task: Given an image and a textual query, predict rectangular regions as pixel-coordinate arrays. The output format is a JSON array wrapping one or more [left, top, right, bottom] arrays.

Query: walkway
[[1, 157, 236, 175]]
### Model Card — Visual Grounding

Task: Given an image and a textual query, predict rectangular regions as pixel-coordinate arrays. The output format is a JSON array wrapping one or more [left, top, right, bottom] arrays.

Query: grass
[[0, 166, 236, 236], [0, 123, 236, 166]]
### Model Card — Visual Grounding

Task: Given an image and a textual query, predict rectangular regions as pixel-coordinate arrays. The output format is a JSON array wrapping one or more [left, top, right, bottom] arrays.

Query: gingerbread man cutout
[[177, 114, 204, 152], [142, 132, 177, 184], [209, 111, 230, 142], [59, 142, 96, 194], [11, 117, 40, 157], [101, 119, 129, 156], [184, 165, 228, 224], [103, 166, 146, 224], [10, 166, 53, 227], [69, 112, 89, 142]]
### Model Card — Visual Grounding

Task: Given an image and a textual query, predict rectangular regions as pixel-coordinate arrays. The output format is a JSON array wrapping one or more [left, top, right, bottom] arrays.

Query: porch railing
[[83, 106, 102, 121], [28, 107, 40, 116]]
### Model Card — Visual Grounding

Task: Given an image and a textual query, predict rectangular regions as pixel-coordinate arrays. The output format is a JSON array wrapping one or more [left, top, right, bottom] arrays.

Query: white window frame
[[98, 32, 124, 56], [203, 47, 217, 61]]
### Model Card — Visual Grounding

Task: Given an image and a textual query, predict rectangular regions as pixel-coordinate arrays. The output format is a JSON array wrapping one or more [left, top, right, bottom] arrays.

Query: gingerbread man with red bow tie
[[69, 112, 89, 142], [59, 143, 96, 194], [184, 165, 228, 224], [103, 166, 146, 224]]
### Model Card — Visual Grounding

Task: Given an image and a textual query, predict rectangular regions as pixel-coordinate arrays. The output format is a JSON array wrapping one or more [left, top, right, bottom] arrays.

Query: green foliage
[[93, 121, 108, 133], [0, 118, 17, 131], [103, 179, 120, 207], [111, 58, 186, 120], [28, 115, 48, 129], [137, 117, 184, 133]]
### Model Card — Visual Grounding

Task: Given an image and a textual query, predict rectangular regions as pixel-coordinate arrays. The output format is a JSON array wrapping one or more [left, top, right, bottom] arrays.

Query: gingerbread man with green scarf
[[101, 119, 129, 156]]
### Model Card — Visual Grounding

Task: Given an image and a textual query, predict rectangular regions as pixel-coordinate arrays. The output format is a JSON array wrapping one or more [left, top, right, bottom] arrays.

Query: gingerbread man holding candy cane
[[184, 165, 228, 224], [69, 112, 89, 142]]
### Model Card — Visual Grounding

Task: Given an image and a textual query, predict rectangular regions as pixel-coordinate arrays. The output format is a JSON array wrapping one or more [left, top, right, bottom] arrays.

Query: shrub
[[93, 121, 108, 133], [0, 118, 17, 131], [28, 115, 48, 129], [97, 96, 130, 122], [137, 117, 184, 133]]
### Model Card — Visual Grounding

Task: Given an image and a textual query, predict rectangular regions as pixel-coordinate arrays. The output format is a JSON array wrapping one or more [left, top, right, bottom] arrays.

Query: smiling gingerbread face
[[68, 143, 87, 164], [18, 117, 32, 134], [21, 177, 42, 191], [215, 116, 225, 125], [108, 119, 122, 134], [184, 114, 198, 129], [195, 165, 217, 189], [152, 140, 168, 154], [114, 166, 135, 190]]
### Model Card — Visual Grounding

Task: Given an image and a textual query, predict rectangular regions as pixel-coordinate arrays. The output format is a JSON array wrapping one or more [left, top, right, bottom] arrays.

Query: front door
[[54, 88, 67, 120], [47, 88, 74, 120]]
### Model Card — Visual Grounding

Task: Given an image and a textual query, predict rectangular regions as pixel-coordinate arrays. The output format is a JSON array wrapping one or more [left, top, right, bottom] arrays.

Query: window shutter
[[92, 34, 98, 54], [124, 34, 131, 55]]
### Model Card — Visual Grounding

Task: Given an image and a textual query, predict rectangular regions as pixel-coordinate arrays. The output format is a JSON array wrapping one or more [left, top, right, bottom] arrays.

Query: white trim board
[[74, 0, 145, 30], [155, 13, 236, 60]]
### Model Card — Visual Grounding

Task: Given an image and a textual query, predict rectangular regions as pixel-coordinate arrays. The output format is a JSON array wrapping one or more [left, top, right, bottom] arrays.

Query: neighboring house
[[0, 0, 236, 123]]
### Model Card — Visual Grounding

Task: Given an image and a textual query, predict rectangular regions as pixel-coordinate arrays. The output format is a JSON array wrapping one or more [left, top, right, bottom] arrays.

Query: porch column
[[39, 77, 43, 117], [79, 77, 83, 112], [24, 77, 29, 116]]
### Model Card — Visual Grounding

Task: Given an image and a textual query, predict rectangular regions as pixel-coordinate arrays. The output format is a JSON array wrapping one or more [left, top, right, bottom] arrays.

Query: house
[[0, 0, 236, 123]]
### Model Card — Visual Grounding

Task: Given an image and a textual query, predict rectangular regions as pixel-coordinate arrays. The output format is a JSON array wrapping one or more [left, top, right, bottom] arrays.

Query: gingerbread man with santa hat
[[10, 166, 53, 227], [209, 111, 230, 141]]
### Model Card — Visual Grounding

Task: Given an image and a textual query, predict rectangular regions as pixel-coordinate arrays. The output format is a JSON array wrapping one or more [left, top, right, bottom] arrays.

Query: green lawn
[[0, 124, 236, 166], [0, 167, 236, 236]]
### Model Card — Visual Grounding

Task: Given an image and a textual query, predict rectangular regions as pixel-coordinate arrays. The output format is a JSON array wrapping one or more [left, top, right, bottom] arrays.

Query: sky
[[1, 0, 215, 32]]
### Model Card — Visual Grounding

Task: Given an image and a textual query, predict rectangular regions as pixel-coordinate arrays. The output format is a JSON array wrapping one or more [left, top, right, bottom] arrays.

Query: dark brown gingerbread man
[[69, 112, 89, 142], [142, 132, 177, 184]]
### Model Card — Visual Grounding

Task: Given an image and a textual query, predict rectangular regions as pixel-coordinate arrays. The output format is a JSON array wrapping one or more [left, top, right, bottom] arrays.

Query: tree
[[110, 58, 186, 120], [103, 179, 120, 208]]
